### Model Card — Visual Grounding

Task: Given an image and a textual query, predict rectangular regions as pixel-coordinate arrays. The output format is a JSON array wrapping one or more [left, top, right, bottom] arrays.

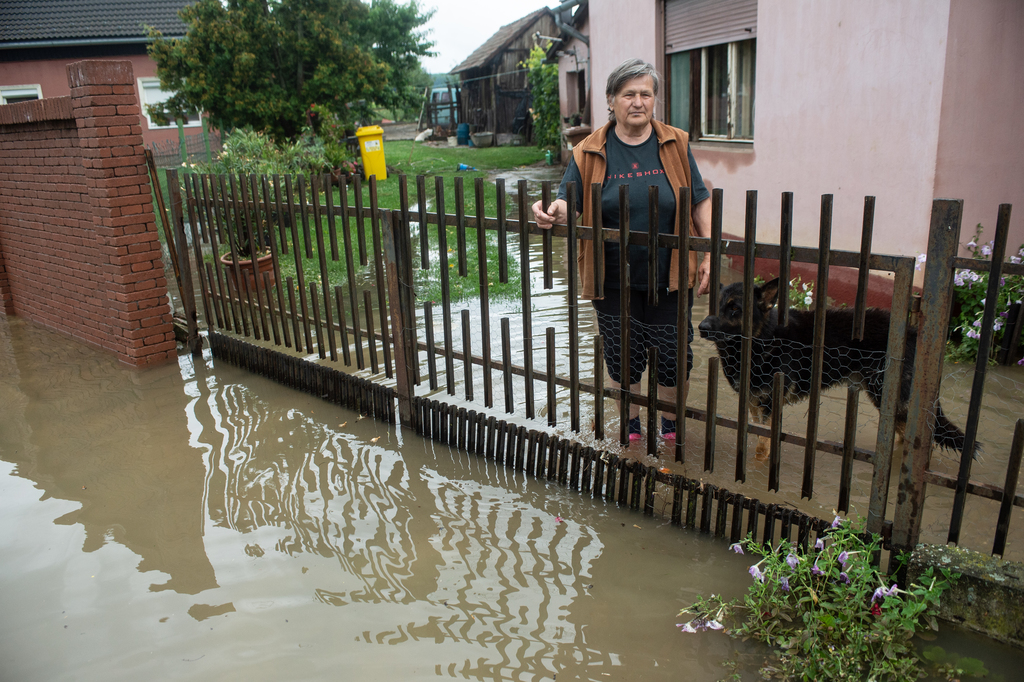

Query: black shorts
[[592, 288, 695, 387]]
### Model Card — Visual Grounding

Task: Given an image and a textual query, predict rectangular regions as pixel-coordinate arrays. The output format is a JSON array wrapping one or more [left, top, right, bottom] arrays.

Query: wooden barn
[[450, 7, 558, 142]]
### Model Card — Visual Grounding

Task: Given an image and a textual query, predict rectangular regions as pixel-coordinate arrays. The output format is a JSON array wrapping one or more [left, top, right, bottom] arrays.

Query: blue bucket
[[456, 123, 470, 146]]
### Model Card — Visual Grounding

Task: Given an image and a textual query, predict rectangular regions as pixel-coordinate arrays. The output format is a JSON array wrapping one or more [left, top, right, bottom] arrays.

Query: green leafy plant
[[307, 103, 359, 170], [753, 274, 816, 311], [678, 517, 959, 681], [523, 46, 560, 150], [942, 223, 1024, 365], [194, 126, 330, 178]]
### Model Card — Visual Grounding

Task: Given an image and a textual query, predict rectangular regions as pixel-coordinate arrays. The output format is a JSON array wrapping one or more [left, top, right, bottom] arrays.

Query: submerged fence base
[[209, 332, 395, 423], [209, 332, 842, 552]]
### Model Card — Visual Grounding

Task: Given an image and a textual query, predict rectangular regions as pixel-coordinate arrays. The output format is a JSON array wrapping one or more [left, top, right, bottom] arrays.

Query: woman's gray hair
[[606, 58, 661, 122]]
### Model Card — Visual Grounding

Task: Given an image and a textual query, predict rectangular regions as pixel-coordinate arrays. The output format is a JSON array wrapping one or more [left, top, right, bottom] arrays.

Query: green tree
[[147, 0, 432, 140], [359, 0, 435, 115], [523, 46, 560, 149]]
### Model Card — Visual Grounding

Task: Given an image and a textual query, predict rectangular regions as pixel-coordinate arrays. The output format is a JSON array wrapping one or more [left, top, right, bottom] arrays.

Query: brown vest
[[572, 120, 700, 299]]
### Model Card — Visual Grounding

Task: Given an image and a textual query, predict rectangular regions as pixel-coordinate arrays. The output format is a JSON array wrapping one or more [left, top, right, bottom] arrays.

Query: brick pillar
[[67, 60, 175, 368]]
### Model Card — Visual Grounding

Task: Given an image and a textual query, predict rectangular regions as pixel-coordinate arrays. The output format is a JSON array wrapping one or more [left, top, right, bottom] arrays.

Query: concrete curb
[[908, 544, 1024, 649]]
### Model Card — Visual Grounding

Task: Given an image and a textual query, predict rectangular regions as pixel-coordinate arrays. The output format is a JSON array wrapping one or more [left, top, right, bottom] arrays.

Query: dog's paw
[[755, 436, 770, 462]]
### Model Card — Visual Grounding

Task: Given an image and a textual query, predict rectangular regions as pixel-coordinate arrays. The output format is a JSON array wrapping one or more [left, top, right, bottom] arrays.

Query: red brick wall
[[0, 60, 175, 368]]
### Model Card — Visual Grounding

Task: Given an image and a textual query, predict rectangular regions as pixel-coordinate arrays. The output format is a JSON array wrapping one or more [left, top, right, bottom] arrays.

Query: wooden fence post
[[167, 169, 201, 355], [382, 209, 417, 427], [890, 198, 962, 565]]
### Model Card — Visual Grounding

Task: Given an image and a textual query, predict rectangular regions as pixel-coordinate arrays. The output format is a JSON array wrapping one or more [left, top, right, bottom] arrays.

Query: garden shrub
[[679, 517, 961, 681], [523, 46, 561, 150], [942, 224, 1024, 365]]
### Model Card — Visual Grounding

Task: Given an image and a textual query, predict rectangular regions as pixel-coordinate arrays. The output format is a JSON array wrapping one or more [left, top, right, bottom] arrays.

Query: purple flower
[[831, 515, 843, 529], [706, 619, 724, 630], [749, 565, 765, 583], [780, 576, 791, 592], [871, 583, 899, 603], [729, 543, 744, 554], [815, 538, 826, 551], [838, 551, 849, 566], [677, 621, 697, 633], [839, 572, 850, 584], [811, 558, 824, 576], [786, 554, 799, 569]]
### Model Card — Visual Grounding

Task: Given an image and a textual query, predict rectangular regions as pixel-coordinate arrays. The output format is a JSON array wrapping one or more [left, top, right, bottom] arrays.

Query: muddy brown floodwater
[[1, 314, 755, 681], [3, 311, 1023, 681]]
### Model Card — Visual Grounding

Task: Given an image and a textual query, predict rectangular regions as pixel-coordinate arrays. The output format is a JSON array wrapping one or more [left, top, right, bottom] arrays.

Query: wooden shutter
[[665, 0, 757, 54]]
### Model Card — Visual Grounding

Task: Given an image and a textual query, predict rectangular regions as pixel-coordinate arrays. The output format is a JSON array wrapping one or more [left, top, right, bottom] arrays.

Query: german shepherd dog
[[697, 278, 976, 460]]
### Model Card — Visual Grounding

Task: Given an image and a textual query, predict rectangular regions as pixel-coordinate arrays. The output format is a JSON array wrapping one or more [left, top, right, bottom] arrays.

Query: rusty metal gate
[[164, 169, 1023, 567]]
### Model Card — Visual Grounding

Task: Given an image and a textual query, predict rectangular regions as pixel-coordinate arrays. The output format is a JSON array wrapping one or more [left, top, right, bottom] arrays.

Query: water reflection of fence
[[167, 169, 1023, 566]]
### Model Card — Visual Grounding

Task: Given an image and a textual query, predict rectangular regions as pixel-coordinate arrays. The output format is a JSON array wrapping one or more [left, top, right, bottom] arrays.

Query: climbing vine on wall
[[524, 46, 561, 150]]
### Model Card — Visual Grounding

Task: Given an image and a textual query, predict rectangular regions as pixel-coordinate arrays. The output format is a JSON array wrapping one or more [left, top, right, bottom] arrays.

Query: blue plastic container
[[456, 123, 470, 146]]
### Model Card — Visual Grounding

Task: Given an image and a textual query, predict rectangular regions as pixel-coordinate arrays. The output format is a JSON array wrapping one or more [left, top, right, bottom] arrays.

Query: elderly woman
[[532, 58, 713, 442]]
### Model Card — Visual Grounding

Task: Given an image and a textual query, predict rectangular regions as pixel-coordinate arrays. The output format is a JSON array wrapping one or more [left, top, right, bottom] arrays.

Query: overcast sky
[[419, 1, 551, 74]]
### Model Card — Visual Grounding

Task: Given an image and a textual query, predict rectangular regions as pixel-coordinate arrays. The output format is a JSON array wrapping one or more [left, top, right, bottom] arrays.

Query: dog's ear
[[758, 278, 781, 312]]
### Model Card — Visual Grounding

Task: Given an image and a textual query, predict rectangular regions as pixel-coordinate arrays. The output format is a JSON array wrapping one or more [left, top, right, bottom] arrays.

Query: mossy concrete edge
[[908, 543, 1024, 650]]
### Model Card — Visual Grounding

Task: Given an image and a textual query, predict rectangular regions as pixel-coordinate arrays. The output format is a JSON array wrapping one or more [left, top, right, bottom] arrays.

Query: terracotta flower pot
[[220, 251, 277, 293]]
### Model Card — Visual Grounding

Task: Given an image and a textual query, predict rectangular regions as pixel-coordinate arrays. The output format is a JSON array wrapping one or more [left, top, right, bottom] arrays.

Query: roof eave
[[0, 35, 178, 50]]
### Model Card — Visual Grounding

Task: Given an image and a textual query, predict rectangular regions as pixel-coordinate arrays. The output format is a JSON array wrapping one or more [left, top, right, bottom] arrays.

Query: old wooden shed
[[450, 7, 558, 141]]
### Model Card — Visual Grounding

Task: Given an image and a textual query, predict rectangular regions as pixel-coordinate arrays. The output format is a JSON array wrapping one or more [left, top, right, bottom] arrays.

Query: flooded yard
[[1, 314, 755, 681], [3, 311, 1024, 680]]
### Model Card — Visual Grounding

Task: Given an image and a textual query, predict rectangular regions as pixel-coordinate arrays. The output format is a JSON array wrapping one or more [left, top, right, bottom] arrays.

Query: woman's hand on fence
[[531, 198, 567, 230], [696, 253, 713, 297]]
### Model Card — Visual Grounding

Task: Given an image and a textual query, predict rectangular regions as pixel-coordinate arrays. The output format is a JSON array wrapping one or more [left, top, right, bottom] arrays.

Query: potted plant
[[219, 214, 276, 294]]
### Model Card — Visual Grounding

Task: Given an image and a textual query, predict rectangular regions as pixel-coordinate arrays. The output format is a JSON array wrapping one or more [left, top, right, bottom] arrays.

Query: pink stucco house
[[553, 0, 1024, 273], [0, 0, 201, 153]]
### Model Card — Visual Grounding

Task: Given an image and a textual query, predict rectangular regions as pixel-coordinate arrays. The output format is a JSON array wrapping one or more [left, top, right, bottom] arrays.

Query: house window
[[137, 78, 201, 129], [1, 85, 42, 104], [665, 0, 756, 141], [701, 39, 755, 140]]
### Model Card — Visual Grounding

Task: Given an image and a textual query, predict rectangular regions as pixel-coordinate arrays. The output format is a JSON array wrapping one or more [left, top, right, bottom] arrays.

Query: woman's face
[[609, 75, 656, 130]]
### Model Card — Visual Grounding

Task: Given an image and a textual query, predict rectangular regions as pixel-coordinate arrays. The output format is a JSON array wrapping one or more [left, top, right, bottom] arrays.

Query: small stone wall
[[0, 60, 174, 368], [909, 544, 1024, 649]]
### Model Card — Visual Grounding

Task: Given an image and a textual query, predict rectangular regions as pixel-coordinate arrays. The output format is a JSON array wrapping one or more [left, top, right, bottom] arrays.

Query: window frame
[[668, 37, 755, 144], [0, 84, 42, 104], [137, 77, 202, 130], [699, 39, 755, 142]]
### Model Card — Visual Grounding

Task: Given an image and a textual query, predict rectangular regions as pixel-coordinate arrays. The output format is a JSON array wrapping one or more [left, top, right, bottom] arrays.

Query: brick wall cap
[[67, 61, 135, 88]]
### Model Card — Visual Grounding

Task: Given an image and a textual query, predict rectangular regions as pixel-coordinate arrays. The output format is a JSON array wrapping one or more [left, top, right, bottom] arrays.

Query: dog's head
[[698, 278, 781, 341]]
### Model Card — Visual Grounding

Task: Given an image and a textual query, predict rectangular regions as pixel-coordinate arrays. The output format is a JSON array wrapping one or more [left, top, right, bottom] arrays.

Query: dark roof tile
[[0, 0, 191, 44]]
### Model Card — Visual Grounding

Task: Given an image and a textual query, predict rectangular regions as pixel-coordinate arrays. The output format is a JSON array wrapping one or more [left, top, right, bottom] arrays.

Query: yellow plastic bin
[[355, 125, 387, 181]]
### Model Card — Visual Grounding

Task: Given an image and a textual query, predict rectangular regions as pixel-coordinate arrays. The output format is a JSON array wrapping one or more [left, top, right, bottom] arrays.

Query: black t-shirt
[[557, 128, 709, 290]]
